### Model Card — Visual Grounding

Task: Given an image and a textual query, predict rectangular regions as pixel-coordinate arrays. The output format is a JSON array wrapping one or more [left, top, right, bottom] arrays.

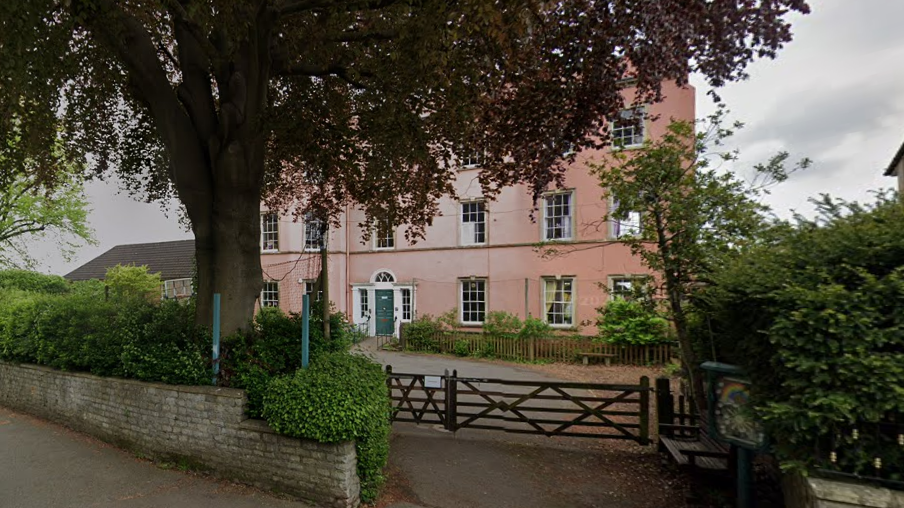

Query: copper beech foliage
[[1, 1, 808, 329], [2, 0, 808, 233]]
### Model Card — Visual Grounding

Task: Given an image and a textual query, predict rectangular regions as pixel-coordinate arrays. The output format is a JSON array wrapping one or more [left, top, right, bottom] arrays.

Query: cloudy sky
[[33, 0, 904, 275]]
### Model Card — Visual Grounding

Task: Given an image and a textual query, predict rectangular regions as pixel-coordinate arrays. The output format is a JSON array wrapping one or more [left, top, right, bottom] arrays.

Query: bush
[[220, 302, 353, 417], [105, 264, 162, 301], [696, 195, 904, 472], [263, 353, 390, 502], [483, 311, 522, 339], [518, 317, 552, 340], [0, 270, 69, 293], [403, 315, 443, 351], [453, 339, 470, 357], [596, 299, 669, 345], [0, 288, 209, 385]]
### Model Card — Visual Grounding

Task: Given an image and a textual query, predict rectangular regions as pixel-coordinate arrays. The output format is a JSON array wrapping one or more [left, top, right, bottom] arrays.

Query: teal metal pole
[[738, 447, 753, 508], [212, 293, 221, 385], [301, 294, 310, 368]]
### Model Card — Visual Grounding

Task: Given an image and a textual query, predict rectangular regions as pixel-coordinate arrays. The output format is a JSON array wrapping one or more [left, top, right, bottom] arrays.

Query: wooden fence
[[404, 331, 676, 366]]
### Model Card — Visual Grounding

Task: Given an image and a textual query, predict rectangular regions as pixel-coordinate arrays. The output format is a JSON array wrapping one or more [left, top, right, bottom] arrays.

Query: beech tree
[[0, 0, 809, 332]]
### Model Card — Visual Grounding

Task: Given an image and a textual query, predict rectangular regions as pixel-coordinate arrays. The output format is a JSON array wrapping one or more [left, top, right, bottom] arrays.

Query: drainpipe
[[345, 202, 351, 317]]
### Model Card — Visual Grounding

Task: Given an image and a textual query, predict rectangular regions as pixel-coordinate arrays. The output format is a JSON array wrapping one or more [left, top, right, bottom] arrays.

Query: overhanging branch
[[279, 63, 374, 89]]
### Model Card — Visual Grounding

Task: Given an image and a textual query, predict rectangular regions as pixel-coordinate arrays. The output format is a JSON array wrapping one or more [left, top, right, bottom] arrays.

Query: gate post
[[639, 376, 650, 445], [655, 377, 673, 438], [444, 369, 458, 432]]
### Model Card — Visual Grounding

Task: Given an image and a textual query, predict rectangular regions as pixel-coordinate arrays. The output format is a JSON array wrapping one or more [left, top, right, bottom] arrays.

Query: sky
[[31, 0, 904, 276]]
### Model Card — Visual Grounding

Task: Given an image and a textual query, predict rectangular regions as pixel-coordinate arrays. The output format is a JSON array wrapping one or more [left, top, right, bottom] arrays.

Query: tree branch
[[279, 63, 374, 89]]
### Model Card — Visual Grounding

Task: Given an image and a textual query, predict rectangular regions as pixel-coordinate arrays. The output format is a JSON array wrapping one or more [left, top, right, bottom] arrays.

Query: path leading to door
[[356, 339, 689, 508], [0, 406, 311, 508]]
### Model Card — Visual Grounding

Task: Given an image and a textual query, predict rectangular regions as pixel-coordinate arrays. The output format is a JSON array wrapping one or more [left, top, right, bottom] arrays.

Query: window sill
[[303, 248, 322, 253], [373, 247, 395, 251], [460, 322, 484, 328], [610, 144, 644, 152], [261, 249, 279, 254], [541, 238, 575, 243]]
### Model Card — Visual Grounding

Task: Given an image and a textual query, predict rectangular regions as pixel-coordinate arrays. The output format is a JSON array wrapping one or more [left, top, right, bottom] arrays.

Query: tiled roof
[[65, 240, 195, 281]]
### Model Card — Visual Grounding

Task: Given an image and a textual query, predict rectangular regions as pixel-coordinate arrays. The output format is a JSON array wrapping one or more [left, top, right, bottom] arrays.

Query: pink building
[[260, 82, 694, 336]]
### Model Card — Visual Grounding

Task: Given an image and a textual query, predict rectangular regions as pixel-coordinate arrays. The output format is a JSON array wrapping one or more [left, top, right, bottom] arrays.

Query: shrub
[[105, 264, 162, 301], [220, 303, 353, 417], [483, 311, 522, 339], [452, 339, 470, 357], [403, 315, 443, 351], [518, 317, 552, 340], [263, 353, 390, 502], [0, 270, 69, 293], [596, 299, 669, 345], [696, 194, 904, 472]]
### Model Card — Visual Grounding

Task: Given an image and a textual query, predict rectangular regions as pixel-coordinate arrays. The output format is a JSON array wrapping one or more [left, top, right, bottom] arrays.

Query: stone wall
[[785, 472, 904, 508], [0, 362, 359, 508]]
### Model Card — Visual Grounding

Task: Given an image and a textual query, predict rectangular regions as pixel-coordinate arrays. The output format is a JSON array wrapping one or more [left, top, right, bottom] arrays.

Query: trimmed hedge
[[0, 289, 209, 385], [263, 352, 390, 503], [0, 269, 69, 294]]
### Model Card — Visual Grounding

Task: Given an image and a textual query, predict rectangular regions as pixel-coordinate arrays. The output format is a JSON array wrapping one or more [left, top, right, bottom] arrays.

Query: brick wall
[[0, 362, 359, 508]]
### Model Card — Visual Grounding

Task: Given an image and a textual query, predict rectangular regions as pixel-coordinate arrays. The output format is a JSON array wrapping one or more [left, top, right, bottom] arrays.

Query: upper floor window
[[610, 276, 637, 299], [304, 212, 325, 252], [610, 107, 645, 148], [261, 281, 279, 308], [459, 150, 484, 168], [543, 277, 575, 327], [460, 278, 486, 324], [460, 201, 487, 246], [261, 213, 279, 252], [543, 191, 573, 241], [374, 220, 395, 250], [611, 198, 642, 238]]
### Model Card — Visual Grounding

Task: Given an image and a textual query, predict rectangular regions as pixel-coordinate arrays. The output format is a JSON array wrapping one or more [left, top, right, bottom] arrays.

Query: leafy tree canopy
[[0, 0, 810, 331], [0, 147, 95, 269]]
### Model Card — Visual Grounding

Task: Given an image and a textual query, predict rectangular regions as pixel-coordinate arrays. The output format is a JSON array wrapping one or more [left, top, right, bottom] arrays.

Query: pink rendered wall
[[262, 82, 694, 335]]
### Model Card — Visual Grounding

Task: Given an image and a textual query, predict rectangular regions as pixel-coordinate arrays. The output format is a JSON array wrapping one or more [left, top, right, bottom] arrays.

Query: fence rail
[[386, 366, 652, 443], [404, 331, 675, 366]]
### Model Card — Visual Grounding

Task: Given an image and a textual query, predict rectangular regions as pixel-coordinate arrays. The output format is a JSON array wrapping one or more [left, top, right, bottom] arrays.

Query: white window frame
[[359, 288, 370, 319], [459, 150, 484, 169], [304, 213, 325, 252], [610, 107, 646, 149], [610, 197, 642, 239], [401, 288, 412, 321], [261, 281, 280, 308], [373, 220, 395, 250], [162, 278, 193, 299], [459, 278, 487, 325], [261, 213, 279, 252], [542, 190, 574, 242], [301, 279, 322, 301], [609, 275, 646, 300], [460, 200, 487, 246], [542, 277, 576, 327]]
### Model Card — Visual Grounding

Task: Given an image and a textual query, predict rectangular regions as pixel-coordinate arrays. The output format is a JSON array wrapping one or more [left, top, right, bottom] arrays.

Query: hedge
[[694, 194, 904, 472], [263, 352, 390, 503]]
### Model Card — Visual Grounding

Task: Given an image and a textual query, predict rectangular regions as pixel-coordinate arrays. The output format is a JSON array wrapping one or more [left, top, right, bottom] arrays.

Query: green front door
[[375, 290, 394, 335]]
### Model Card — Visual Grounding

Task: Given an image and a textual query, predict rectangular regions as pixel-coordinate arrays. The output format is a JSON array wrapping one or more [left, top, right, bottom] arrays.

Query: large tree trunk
[[189, 138, 266, 335]]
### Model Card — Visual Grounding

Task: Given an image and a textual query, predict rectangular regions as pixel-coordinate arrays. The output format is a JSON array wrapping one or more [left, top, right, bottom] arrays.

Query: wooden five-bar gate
[[385, 365, 651, 445]]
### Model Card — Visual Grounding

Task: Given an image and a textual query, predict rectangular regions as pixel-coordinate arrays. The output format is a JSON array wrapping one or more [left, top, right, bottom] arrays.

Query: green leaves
[[596, 299, 670, 346], [697, 193, 904, 471], [262, 353, 390, 503]]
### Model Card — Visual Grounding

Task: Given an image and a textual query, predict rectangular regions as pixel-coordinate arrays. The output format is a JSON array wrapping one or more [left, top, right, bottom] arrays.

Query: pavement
[[0, 406, 311, 508], [1, 341, 684, 508]]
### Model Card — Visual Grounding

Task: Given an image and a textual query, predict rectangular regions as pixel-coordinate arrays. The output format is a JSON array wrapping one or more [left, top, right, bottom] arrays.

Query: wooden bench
[[580, 352, 616, 366], [655, 377, 730, 472], [659, 428, 730, 470]]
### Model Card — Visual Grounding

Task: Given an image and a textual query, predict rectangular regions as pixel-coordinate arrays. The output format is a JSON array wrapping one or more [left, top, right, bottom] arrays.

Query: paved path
[[0, 406, 311, 508], [358, 340, 684, 508]]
